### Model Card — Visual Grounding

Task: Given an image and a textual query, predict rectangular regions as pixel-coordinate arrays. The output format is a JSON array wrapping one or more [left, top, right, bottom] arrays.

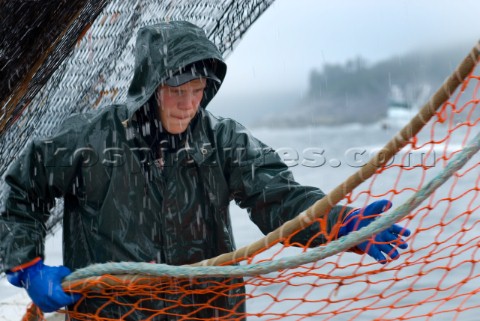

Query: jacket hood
[[125, 21, 227, 119]]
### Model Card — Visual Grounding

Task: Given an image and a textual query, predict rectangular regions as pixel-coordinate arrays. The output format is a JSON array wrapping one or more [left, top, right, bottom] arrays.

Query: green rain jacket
[[0, 21, 349, 319]]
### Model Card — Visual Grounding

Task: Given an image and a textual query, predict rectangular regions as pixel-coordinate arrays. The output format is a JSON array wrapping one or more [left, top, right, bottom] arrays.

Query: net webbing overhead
[[0, 0, 275, 234]]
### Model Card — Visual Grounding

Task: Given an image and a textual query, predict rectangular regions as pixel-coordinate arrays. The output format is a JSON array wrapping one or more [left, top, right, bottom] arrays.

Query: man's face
[[156, 78, 206, 134]]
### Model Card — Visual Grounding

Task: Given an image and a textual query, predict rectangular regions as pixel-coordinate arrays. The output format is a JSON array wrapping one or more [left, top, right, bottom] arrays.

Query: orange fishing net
[[33, 45, 478, 321]]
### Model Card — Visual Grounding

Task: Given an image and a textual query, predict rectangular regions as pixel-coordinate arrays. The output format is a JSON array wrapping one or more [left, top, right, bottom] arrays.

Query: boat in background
[[382, 83, 431, 128]]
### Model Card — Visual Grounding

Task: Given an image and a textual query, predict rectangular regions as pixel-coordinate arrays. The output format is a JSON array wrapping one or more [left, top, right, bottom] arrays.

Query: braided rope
[[191, 41, 480, 267], [63, 129, 480, 289]]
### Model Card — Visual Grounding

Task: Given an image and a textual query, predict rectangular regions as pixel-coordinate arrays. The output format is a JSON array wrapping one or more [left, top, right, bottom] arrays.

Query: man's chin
[[164, 125, 188, 134]]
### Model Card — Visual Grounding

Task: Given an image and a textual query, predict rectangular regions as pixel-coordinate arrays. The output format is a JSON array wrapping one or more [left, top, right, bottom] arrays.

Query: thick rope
[[190, 41, 480, 267], [63, 129, 480, 290]]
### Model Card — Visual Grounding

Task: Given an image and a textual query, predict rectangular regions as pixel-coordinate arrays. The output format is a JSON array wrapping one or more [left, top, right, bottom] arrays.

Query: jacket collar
[[183, 108, 215, 165]]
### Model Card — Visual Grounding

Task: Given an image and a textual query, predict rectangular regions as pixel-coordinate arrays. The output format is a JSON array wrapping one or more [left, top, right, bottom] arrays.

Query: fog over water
[[209, 0, 480, 127]]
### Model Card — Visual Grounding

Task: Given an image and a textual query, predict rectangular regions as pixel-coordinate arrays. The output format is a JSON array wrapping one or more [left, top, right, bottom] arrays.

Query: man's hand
[[338, 200, 411, 264], [6, 258, 81, 312]]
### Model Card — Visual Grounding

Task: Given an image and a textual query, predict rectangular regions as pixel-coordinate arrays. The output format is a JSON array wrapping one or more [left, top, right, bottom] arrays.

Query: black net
[[0, 0, 110, 137], [0, 0, 275, 234]]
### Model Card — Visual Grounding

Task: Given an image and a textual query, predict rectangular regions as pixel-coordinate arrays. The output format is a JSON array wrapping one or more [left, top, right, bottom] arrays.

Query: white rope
[[65, 130, 480, 281]]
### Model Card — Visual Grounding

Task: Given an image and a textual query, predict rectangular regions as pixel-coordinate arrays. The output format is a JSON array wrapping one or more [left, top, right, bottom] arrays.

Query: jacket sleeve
[[0, 114, 88, 272], [220, 120, 351, 247]]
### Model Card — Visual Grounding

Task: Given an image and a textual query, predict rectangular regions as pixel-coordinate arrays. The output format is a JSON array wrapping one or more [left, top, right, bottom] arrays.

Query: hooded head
[[163, 60, 221, 87], [126, 21, 227, 118]]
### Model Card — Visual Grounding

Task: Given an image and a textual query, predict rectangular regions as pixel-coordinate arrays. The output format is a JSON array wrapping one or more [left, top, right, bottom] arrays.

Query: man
[[0, 21, 410, 319]]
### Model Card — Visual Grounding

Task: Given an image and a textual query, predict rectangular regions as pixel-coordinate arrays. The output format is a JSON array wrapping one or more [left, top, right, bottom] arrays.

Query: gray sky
[[216, 0, 480, 96]]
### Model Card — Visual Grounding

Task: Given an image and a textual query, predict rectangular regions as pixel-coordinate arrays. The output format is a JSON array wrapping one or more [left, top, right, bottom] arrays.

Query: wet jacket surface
[[0, 21, 348, 319]]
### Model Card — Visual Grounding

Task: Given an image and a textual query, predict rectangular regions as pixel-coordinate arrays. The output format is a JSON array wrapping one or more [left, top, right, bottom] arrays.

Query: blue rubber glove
[[6, 258, 81, 312], [338, 200, 411, 264]]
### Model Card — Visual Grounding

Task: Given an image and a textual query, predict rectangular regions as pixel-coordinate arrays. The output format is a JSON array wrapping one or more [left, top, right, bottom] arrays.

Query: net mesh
[[0, 0, 110, 136], [63, 52, 478, 320], [62, 55, 480, 320]]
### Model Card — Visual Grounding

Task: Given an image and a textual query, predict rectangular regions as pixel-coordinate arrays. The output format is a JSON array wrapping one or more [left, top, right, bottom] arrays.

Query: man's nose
[[178, 94, 197, 110]]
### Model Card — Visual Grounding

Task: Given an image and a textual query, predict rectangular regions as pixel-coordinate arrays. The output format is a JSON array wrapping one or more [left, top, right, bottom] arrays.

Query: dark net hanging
[[0, 0, 275, 234]]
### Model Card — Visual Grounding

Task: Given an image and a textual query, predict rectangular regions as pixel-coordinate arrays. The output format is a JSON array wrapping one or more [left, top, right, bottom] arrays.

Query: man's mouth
[[172, 115, 191, 121]]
